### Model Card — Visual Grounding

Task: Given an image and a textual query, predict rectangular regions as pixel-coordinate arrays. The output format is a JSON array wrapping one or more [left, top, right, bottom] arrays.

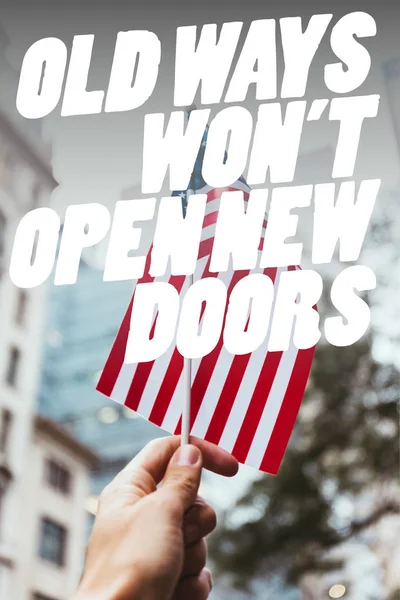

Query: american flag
[[97, 123, 315, 475]]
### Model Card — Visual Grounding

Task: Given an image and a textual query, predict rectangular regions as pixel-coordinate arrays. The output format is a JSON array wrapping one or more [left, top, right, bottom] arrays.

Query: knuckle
[[193, 495, 207, 507], [203, 505, 217, 533], [194, 542, 207, 569], [166, 471, 197, 498], [176, 474, 197, 496], [97, 466, 156, 509], [176, 569, 212, 600], [146, 437, 162, 453], [129, 466, 157, 497], [185, 502, 217, 538], [183, 540, 207, 576]]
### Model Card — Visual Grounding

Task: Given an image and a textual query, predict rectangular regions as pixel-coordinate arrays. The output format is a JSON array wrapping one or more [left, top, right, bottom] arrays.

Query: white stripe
[[111, 362, 137, 404], [136, 273, 188, 419], [218, 266, 284, 453], [191, 347, 234, 439], [137, 339, 178, 419], [245, 342, 298, 469], [204, 198, 221, 215], [201, 224, 216, 243], [161, 373, 183, 432]]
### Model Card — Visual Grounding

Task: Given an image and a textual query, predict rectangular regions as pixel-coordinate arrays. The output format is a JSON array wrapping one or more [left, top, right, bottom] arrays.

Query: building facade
[[14, 416, 97, 600], [0, 24, 57, 599]]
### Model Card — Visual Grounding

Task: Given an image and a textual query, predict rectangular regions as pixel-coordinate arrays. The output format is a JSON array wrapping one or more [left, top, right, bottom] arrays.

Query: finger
[[181, 539, 207, 578], [173, 569, 213, 600], [111, 435, 238, 491], [159, 445, 203, 514], [184, 497, 217, 546]]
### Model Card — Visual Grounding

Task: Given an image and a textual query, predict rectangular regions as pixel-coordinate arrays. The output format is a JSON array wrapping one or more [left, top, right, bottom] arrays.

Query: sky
[[1, 0, 399, 369], [1, 0, 400, 209]]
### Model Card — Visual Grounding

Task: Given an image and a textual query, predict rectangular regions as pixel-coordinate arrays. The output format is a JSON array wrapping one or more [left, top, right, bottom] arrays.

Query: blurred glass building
[[38, 258, 165, 497]]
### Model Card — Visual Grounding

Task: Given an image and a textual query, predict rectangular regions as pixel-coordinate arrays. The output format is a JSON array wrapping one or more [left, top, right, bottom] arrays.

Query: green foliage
[[210, 338, 400, 588]]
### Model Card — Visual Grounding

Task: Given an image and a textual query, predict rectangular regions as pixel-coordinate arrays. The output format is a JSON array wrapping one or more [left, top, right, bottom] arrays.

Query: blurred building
[[38, 257, 165, 500], [15, 416, 97, 600], [298, 58, 400, 600], [0, 23, 57, 600], [383, 57, 400, 157]]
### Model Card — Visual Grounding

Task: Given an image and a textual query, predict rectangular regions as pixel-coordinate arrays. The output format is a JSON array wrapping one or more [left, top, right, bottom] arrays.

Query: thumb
[[160, 444, 203, 514]]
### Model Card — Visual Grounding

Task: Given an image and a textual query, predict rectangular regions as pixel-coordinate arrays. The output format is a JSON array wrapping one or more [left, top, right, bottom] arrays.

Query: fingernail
[[173, 445, 201, 466]]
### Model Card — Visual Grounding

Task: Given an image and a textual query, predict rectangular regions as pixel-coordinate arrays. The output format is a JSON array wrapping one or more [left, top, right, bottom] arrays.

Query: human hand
[[73, 435, 238, 600]]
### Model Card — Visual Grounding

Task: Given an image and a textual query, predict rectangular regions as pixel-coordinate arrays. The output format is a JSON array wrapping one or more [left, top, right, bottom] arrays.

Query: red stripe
[[230, 265, 298, 464], [175, 268, 250, 435], [201, 188, 255, 230], [260, 344, 315, 475], [259, 269, 317, 474], [198, 238, 214, 259], [205, 187, 250, 203], [149, 258, 213, 427], [96, 298, 134, 396], [124, 273, 186, 412], [229, 271, 283, 462], [96, 252, 153, 397], [148, 352, 183, 426], [203, 211, 219, 228], [204, 268, 278, 446], [232, 351, 283, 463]]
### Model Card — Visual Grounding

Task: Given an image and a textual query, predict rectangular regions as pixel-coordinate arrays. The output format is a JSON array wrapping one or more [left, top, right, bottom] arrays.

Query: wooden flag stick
[[181, 273, 193, 445]]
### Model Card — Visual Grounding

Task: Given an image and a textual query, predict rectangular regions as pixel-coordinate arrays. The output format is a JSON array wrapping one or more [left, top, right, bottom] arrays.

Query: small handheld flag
[[97, 116, 316, 475]]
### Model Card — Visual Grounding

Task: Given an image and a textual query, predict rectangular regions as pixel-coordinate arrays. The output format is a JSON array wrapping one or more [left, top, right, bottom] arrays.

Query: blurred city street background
[[0, 3, 399, 599]]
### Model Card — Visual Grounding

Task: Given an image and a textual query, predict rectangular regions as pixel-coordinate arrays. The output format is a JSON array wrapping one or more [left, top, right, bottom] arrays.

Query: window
[[0, 410, 12, 454], [38, 518, 67, 566], [45, 460, 71, 495], [6, 347, 20, 387], [0, 462, 12, 540], [15, 290, 28, 326]]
